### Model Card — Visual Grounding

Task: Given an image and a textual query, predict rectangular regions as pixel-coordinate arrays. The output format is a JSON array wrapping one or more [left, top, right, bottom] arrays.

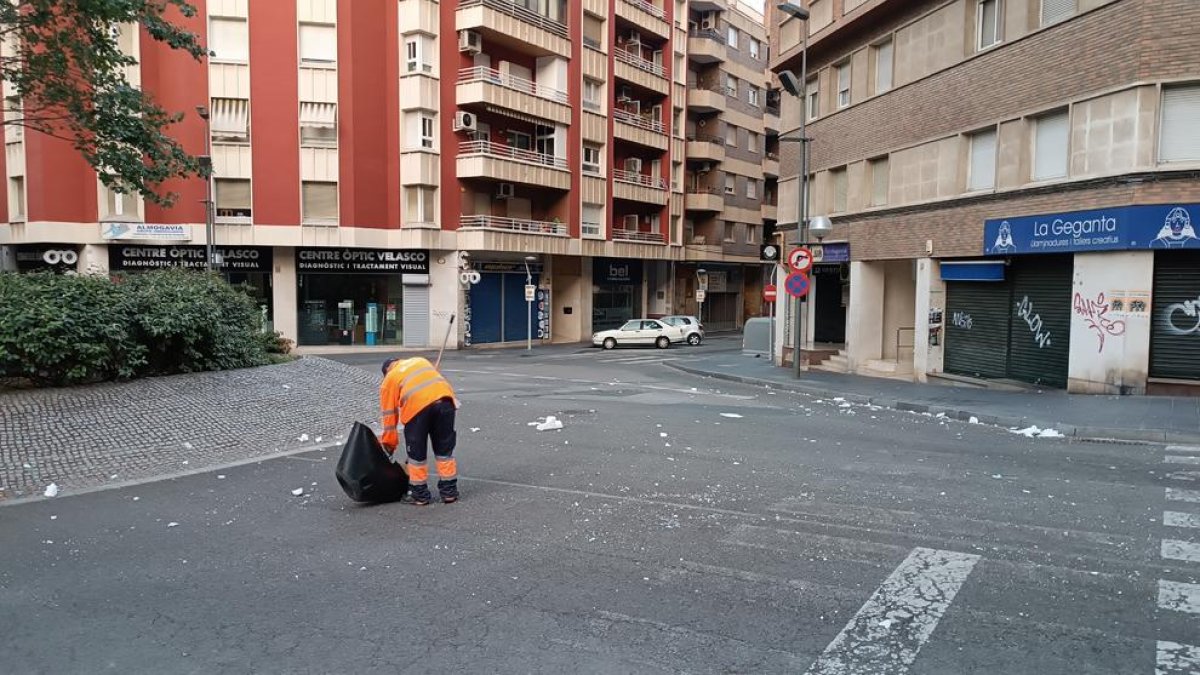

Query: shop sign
[[473, 261, 544, 274], [296, 248, 430, 274], [811, 242, 850, 263], [984, 204, 1200, 255], [14, 245, 81, 272], [536, 288, 551, 339], [708, 271, 728, 293], [109, 245, 273, 272], [101, 222, 191, 241], [594, 258, 642, 285]]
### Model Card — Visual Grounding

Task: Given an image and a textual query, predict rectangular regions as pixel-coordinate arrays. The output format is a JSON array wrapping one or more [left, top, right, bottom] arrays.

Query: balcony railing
[[614, 168, 667, 189], [613, 108, 664, 134], [458, 0, 568, 39], [686, 185, 722, 195], [621, 0, 665, 19], [458, 140, 568, 170], [765, 103, 781, 116], [613, 228, 665, 243], [459, 214, 568, 236], [614, 47, 665, 78], [687, 28, 725, 43], [457, 66, 568, 104], [686, 134, 725, 146]]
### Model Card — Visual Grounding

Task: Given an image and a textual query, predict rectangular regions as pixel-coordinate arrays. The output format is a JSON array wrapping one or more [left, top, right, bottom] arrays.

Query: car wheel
[[687, 333, 701, 346], [603, 337, 617, 350], [656, 336, 670, 349]]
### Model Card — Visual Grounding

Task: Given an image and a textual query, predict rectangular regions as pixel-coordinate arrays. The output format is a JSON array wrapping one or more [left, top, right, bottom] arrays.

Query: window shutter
[[1041, 0, 1075, 26], [833, 169, 848, 212], [303, 182, 339, 221], [969, 129, 997, 190], [210, 18, 248, 62], [1160, 85, 1200, 163], [1034, 111, 1069, 180], [211, 98, 249, 139], [300, 102, 337, 129], [299, 24, 337, 64], [875, 40, 893, 93], [871, 158, 889, 206], [215, 179, 252, 210]]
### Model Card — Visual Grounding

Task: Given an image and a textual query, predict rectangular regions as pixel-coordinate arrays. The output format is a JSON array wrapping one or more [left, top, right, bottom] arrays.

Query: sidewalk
[[666, 351, 1200, 445]]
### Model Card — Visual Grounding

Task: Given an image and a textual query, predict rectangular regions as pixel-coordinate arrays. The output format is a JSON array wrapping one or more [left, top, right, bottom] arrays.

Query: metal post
[[524, 259, 533, 352], [793, 28, 809, 378]]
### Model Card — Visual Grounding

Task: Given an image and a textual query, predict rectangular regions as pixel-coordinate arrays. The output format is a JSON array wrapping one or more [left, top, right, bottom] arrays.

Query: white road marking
[[1162, 539, 1200, 564], [1166, 446, 1200, 454], [1166, 471, 1200, 482], [1164, 511, 1200, 529], [804, 547, 980, 675], [1165, 455, 1200, 465], [1166, 488, 1200, 504], [1159, 580, 1200, 615], [1157, 641, 1200, 675]]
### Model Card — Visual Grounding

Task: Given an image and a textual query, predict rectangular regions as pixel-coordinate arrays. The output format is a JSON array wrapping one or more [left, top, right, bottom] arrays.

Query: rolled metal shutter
[[943, 281, 1011, 380], [1006, 257, 1072, 388], [1150, 251, 1200, 381], [402, 283, 430, 347]]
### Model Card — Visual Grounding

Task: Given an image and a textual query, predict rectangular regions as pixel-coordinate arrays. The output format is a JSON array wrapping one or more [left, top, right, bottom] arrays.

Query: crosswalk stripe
[[1157, 641, 1200, 675], [804, 547, 980, 675], [1164, 512, 1200, 529], [1166, 488, 1200, 504], [1162, 539, 1200, 564], [1166, 446, 1200, 455], [1165, 455, 1200, 465], [1159, 580, 1200, 615]]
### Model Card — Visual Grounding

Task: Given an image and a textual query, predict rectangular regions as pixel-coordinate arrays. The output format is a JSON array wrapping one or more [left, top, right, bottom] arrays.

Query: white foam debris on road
[[969, 416, 980, 424], [298, 434, 310, 442], [719, 413, 744, 419], [291, 488, 305, 496], [470, 427, 481, 433], [1038, 428, 1064, 438], [167, 522, 179, 528], [530, 416, 564, 431], [217, 475, 226, 480], [182, 442, 194, 450], [660, 432, 669, 438], [43, 483, 59, 498], [1010, 425, 1064, 438]]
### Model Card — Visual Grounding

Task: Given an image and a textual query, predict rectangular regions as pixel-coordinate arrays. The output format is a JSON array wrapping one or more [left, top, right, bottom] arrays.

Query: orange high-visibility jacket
[[380, 357, 457, 451]]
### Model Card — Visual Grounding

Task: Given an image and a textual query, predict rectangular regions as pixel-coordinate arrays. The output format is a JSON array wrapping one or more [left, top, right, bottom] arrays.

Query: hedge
[[0, 269, 289, 387]]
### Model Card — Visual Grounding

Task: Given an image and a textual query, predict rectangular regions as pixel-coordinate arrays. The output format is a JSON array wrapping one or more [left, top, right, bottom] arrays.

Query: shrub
[[0, 269, 275, 386]]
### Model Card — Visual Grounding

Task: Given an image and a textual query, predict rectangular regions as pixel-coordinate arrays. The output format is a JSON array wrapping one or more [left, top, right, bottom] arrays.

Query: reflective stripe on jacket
[[379, 357, 457, 450]]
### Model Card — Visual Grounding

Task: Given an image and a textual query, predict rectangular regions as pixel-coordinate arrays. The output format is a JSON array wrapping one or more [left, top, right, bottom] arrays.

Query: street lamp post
[[523, 255, 538, 351], [196, 106, 215, 272], [777, 3, 812, 377], [695, 268, 708, 326]]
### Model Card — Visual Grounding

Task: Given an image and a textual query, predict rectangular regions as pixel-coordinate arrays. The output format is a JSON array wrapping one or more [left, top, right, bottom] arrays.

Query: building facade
[[0, 0, 777, 350], [771, 0, 1200, 395]]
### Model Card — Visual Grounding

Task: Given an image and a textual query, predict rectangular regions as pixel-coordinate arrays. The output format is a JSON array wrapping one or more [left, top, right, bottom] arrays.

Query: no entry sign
[[784, 271, 811, 299], [763, 284, 778, 303]]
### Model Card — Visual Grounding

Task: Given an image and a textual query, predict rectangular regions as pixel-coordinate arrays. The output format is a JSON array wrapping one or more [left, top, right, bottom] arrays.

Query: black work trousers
[[402, 398, 458, 500]]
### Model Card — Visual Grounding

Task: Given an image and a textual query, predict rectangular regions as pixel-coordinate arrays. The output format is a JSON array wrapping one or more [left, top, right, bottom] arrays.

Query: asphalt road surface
[[2, 344, 1198, 674]]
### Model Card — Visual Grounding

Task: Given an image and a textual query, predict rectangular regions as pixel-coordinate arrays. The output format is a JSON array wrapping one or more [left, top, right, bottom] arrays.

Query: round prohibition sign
[[784, 271, 811, 299], [788, 247, 814, 273]]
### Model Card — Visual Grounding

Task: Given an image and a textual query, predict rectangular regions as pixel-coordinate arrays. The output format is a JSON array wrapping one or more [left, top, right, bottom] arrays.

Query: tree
[[0, 1, 205, 206]]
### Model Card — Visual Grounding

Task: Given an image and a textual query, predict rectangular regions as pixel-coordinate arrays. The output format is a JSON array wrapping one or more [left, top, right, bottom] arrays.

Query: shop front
[[12, 244, 83, 273], [1150, 247, 1200, 385], [466, 261, 544, 345], [295, 247, 430, 347], [592, 258, 642, 332], [109, 244, 275, 330], [810, 243, 849, 344], [699, 265, 742, 332]]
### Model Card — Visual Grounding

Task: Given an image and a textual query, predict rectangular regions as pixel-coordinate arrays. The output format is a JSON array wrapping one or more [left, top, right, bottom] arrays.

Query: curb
[[665, 361, 1200, 446]]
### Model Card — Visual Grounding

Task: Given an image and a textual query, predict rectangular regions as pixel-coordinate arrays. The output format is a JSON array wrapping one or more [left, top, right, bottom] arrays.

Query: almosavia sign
[[108, 245, 272, 272], [296, 248, 430, 274]]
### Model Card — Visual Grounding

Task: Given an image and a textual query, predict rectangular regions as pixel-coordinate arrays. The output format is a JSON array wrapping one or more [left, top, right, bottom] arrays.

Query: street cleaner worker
[[380, 357, 460, 505]]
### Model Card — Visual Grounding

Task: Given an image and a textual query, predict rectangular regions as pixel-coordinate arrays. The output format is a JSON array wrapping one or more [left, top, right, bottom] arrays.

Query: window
[[300, 102, 337, 146], [724, 221, 736, 242], [1159, 85, 1200, 164], [746, 224, 758, 244], [214, 178, 252, 219], [747, 131, 758, 153], [104, 186, 136, 219], [1041, 0, 1074, 26], [405, 112, 435, 150], [404, 34, 433, 74], [673, 108, 683, 137], [978, 0, 1001, 50], [583, 14, 603, 49], [582, 203, 603, 238], [9, 176, 24, 219], [583, 144, 602, 174], [874, 39, 893, 94], [583, 79, 603, 112], [299, 23, 336, 64], [672, 162, 682, 190], [746, 179, 757, 199], [1033, 110, 1069, 180], [837, 62, 851, 108], [420, 114, 435, 149], [727, 26, 739, 49], [724, 174, 735, 195], [725, 123, 737, 147], [968, 129, 998, 190], [748, 87, 760, 107], [302, 182, 338, 223], [749, 38, 761, 60], [507, 130, 531, 151], [726, 74, 738, 97], [536, 124, 556, 158], [806, 78, 819, 120], [404, 187, 436, 225], [209, 17, 248, 62], [210, 98, 250, 142], [831, 168, 848, 213], [870, 157, 889, 206]]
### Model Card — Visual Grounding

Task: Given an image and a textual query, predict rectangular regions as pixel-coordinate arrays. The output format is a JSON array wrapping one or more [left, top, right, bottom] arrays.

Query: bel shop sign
[[984, 204, 1200, 255]]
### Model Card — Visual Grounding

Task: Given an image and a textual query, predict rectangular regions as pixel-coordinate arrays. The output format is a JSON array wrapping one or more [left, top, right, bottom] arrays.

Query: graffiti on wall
[[1015, 296, 1052, 349], [1163, 295, 1200, 336], [1072, 292, 1127, 353], [950, 311, 973, 330]]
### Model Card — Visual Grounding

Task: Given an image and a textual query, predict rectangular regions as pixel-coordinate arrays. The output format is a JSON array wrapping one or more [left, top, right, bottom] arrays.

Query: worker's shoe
[[406, 486, 432, 506], [438, 480, 459, 504]]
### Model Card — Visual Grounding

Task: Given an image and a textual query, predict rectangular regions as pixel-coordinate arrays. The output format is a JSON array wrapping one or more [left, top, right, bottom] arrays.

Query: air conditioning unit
[[458, 30, 482, 54], [496, 183, 515, 199], [623, 214, 639, 229], [698, 162, 712, 173], [701, 13, 716, 30], [453, 111, 477, 132], [625, 158, 643, 173]]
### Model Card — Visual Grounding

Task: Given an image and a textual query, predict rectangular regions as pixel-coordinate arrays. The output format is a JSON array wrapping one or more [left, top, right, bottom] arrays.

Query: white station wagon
[[592, 319, 685, 350]]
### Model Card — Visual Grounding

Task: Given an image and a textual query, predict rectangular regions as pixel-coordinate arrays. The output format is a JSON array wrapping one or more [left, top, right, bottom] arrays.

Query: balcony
[[457, 0, 570, 59], [613, 108, 669, 150], [615, 0, 670, 39], [456, 66, 571, 126], [763, 152, 779, 178], [613, 227, 666, 244], [686, 137, 725, 163], [459, 214, 567, 237], [614, 168, 669, 205], [687, 29, 725, 64], [614, 48, 669, 95], [686, 84, 725, 113], [685, 187, 724, 212], [762, 202, 778, 221], [456, 140, 570, 190], [690, 0, 727, 11], [765, 104, 781, 134]]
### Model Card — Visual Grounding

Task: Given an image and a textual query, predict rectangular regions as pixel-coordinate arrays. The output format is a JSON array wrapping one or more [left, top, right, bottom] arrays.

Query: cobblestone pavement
[[0, 357, 378, 501]]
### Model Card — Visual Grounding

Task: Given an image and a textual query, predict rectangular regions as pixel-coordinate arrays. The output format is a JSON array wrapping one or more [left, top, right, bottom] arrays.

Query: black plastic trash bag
[[335, 422, 409, 503]]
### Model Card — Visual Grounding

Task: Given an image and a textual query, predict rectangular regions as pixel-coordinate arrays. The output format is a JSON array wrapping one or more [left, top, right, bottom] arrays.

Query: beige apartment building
[[771, 0, 1200, 395], [0, 0, 777, 349]]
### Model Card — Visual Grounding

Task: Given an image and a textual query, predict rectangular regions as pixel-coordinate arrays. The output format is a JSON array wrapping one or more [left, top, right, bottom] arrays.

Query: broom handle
[[434, 313, 456, 370]]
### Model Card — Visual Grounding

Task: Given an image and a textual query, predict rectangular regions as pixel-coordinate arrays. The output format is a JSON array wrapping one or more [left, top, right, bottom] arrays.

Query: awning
[[300, 102, 338, 129], [941, 260, 1006, 282]]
